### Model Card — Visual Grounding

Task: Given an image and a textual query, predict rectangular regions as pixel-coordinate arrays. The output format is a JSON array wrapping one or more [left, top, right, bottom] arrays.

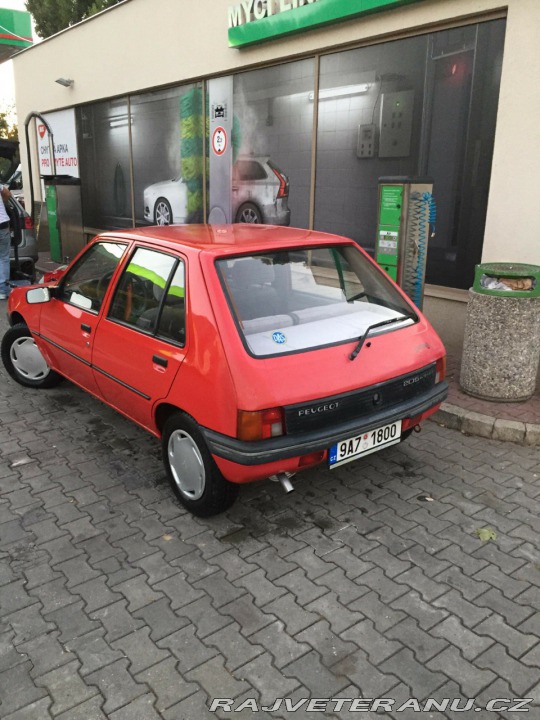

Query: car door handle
[[81, 323, 91, 333], [153, 355, 168, 368]]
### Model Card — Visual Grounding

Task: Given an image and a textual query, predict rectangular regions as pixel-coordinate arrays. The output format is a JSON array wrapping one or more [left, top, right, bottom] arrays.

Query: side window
[[109, 247, 185, 345], [235, 160, 267, 182], [59, 242, 127, 312], [156, 263, 185, 344], [9, 172, 23, 190]]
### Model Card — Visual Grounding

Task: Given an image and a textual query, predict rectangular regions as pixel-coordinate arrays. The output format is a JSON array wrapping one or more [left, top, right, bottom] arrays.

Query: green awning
[[229, 0, 423, 49], [0, 8, 32, 63]]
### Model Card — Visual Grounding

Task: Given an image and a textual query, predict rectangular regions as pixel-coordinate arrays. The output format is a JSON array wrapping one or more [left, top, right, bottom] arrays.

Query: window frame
[[216, 244, 418, 360], [106, 244, 187, 348], [57, 241, 129, 315]]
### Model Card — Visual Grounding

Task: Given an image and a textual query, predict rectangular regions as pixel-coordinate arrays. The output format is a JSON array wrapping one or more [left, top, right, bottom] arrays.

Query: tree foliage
[[25, 0, 123, 39], [0, 108, 18, 141]]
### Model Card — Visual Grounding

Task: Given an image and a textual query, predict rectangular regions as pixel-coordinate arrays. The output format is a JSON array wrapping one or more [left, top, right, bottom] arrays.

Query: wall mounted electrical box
[[357, 123, 377, 158], [378, 89, 414, 158]]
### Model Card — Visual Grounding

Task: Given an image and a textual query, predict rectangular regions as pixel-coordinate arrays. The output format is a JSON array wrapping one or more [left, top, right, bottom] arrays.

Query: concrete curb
[[431, 402, 540, 446]]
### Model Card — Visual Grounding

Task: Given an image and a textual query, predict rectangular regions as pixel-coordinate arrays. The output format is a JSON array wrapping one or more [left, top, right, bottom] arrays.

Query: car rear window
[[233, 160, 267, 181], [217, 246, 416, 357]]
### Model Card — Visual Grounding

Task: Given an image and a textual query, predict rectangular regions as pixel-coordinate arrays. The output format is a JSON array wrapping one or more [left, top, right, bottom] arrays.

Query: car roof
[[98, 224, 357, 257]]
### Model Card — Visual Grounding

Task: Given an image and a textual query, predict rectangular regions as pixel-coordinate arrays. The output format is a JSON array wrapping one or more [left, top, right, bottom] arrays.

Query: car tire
[[162, 412, 239, 517], [235, 202, 263, 223], [154, 198, 173, 225], [1, 323, 63, 389]]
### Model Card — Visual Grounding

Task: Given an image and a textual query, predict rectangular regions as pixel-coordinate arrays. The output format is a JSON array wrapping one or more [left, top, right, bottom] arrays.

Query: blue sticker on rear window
[[272, 331, 286, 345]]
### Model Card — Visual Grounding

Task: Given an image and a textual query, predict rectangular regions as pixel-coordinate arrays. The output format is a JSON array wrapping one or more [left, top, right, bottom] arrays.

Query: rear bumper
[[10, 236, 38, 264], [202, 381, 448, 466], [261, 201, 290, 226], [10, 252, 37, 264]]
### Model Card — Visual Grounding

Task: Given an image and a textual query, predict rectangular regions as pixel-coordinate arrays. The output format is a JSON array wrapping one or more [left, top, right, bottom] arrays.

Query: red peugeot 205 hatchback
[[2, 225, 448, 516]]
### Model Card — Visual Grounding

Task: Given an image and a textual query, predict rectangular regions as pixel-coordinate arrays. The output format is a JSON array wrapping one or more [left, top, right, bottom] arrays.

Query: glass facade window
[[232, 60, 315, 228], [314, 20, 505, 289], [315, 37, 425, 247], [74, 19, 505, 291], [131, 84, 204, 227], [77, 99, 133, 229]]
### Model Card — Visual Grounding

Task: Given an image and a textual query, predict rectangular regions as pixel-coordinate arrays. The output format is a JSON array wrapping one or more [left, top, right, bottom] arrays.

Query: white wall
[[482, 0, 540, 265]]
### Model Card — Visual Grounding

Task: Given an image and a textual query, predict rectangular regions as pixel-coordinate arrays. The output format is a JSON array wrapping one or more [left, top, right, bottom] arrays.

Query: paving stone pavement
[[1, 316, 540, 719]]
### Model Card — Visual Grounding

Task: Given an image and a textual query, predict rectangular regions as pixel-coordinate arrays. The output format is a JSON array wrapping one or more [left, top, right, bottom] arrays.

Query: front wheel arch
[[154, 197, 173, 225], [9, 311, 26, 327], [1, 323, 63, 389]]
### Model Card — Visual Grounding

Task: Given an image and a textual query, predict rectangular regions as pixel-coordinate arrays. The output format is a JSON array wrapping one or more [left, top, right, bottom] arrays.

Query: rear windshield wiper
[[349, 314, 414, 361]]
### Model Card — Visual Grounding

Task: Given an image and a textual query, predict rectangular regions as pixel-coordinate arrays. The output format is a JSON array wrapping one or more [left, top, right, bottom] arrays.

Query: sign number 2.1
[[212, 126, 227, 156]]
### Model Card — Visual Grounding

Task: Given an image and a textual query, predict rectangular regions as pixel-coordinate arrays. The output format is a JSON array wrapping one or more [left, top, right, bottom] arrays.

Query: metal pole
[[23, 112, 55, 227]]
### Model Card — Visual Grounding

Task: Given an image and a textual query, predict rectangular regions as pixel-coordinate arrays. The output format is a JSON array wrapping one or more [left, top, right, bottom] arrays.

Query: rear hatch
[[212, 244, 446, 416]]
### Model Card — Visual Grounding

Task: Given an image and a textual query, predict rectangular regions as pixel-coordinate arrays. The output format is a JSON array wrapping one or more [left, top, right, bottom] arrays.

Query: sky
[[0, 0, 39, 122]]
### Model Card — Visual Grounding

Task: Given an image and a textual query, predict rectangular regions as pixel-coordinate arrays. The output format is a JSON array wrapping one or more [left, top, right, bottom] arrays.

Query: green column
[[180, 88, 205, 221], [45, 185, 62, 263]]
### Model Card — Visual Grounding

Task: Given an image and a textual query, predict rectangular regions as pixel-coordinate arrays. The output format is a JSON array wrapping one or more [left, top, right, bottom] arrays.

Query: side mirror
[[26, 287, 51, 304]]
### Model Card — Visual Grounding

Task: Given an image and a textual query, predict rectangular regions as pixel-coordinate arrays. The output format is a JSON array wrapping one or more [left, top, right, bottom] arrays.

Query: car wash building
[[8, 0, 540, 355]]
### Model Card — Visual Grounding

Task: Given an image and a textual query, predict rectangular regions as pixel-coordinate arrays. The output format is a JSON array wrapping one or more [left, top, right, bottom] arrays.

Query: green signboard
[[0, 8, 32, 62], [378, 184, 403, 227], [228, 0, 423, 48], [376, 183, 403, 281]]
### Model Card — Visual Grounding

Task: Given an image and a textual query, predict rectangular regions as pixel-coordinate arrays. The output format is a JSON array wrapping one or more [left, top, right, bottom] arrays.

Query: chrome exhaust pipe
[[279, 475, 295, 493], [270, 472, 295, 493]]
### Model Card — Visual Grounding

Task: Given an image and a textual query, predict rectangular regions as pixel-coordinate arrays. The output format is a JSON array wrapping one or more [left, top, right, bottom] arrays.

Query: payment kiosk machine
[[375, 176, 436, 310]]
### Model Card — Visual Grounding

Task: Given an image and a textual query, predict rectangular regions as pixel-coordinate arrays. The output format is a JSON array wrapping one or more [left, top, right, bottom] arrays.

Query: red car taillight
[[24, 216, 34, 230], [435, 355, 446, 383], [237, 407, 285, 441], [272, 167, 289, 199]]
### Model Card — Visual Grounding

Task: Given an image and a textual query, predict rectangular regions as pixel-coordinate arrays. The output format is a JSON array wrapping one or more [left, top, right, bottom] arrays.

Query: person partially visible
[[0, 183, 12, 300]]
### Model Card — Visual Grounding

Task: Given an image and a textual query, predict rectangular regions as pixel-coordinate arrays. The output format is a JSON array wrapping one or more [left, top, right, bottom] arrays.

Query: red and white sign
[[212, 126, 228, 156], [36, 109, 80, 178]]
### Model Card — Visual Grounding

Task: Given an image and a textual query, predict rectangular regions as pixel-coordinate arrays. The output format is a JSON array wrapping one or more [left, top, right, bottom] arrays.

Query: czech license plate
[[329, 420, 402, 468]]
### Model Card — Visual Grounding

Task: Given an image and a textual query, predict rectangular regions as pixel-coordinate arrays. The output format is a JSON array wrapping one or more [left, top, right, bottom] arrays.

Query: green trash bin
[[460, 262, 540, 401]]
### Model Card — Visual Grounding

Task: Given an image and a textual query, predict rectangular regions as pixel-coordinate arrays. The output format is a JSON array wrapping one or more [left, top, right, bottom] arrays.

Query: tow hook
[[414, 424, 422, 433], [270, 472, 295, 493]]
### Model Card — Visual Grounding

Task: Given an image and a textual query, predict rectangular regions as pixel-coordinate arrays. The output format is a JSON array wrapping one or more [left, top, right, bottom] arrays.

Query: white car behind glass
[[143, 155, 291, 226]]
